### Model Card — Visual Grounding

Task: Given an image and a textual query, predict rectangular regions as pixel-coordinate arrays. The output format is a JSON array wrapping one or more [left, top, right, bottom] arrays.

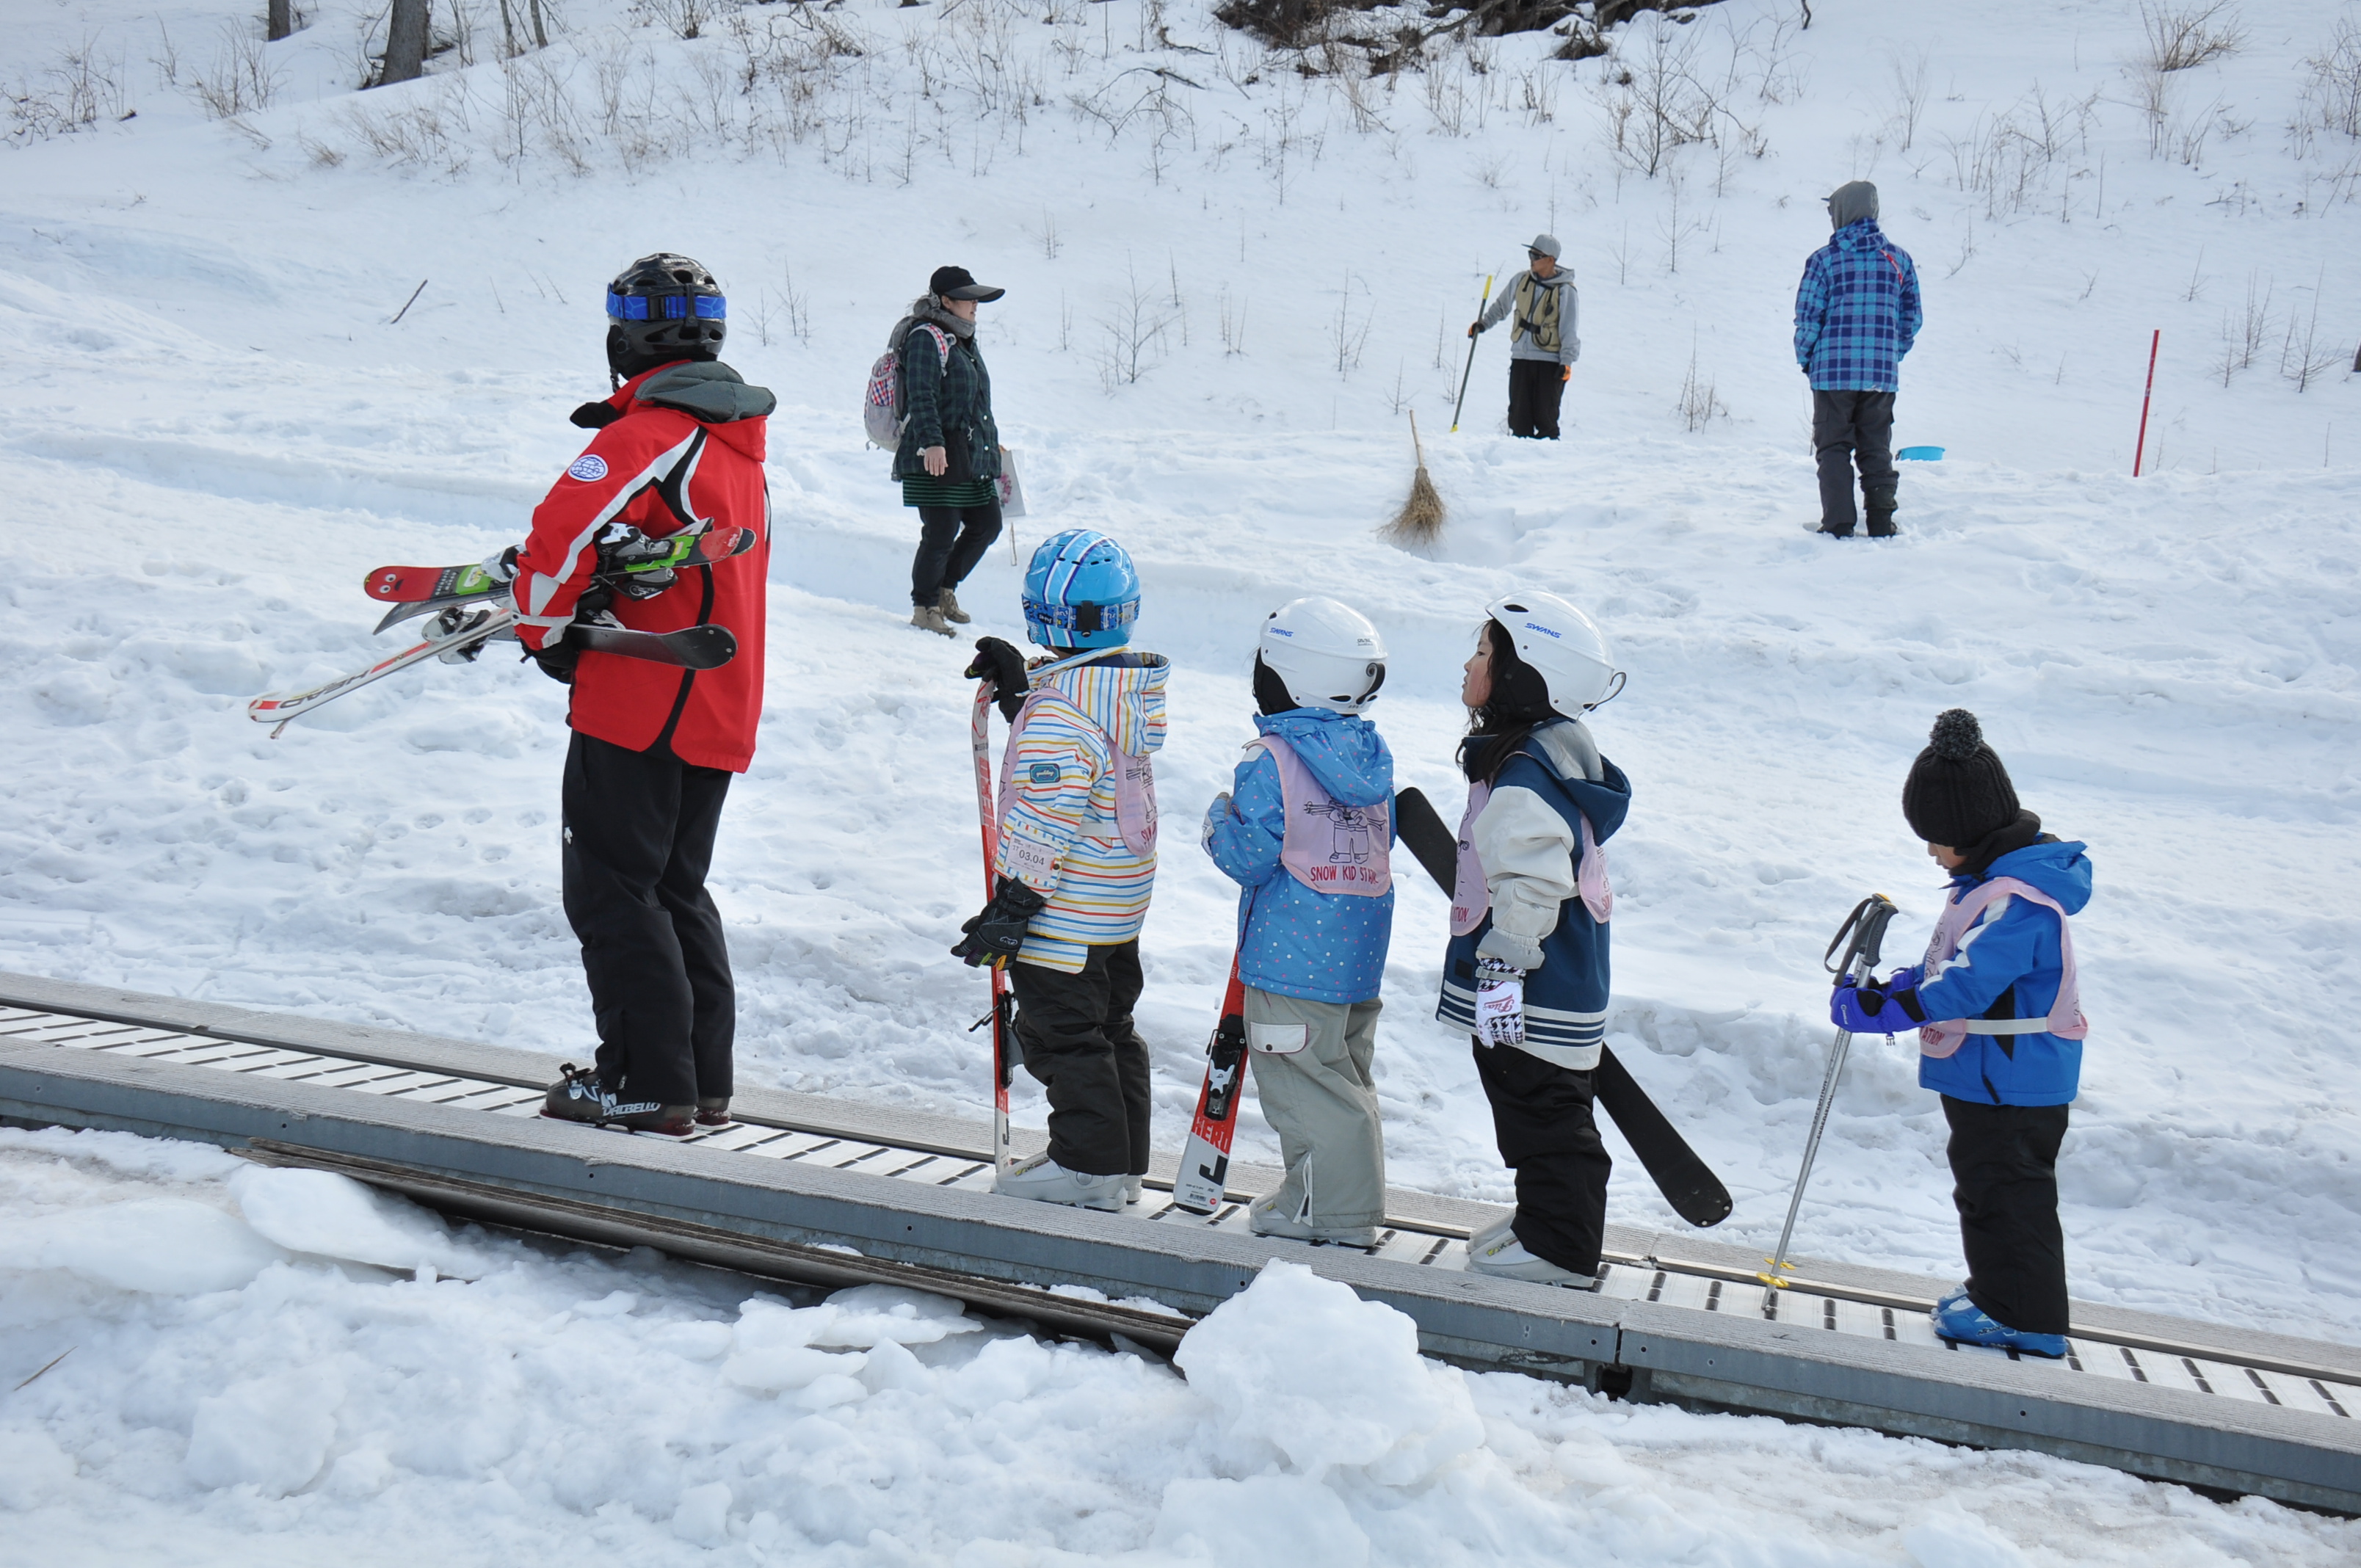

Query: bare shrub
[[2139, 0, 2244, 73], [2299, 15, 2361, 142], [1885, 46, 1929, 151], [1677, 337, 1724, 431], [1097, 260, 1179, 391], [6, 36, 132, 142], [189, 24, 282, 119]]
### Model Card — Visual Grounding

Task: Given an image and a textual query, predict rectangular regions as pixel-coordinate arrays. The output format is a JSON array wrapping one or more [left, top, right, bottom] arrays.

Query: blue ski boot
[[1932, 1294, 2068, 1359]]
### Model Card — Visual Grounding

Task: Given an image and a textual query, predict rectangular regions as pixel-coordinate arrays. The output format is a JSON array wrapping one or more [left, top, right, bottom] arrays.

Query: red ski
[[362, 523, 754, 605], [1172, 959, 1249, 1214]]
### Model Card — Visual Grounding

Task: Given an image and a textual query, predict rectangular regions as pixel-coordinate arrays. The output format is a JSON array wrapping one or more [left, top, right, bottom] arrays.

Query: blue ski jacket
[[1203, 709, 1396, 1006], [1794, 219, 1923, 392], [1898, 839, 2094, 1107]]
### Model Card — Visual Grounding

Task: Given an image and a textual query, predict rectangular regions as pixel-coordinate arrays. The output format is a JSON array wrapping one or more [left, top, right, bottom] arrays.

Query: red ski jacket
[[513, 360, 775, 772]]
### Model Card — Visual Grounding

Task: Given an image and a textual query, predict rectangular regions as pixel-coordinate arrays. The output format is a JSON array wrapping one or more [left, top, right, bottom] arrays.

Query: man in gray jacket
[[1470, 234, 1581, 439]]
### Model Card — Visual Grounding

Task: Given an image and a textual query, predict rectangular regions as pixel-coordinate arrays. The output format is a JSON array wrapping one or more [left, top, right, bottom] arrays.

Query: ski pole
[[1759, 894, 1898, 1307], [2131, 329, 2160, 477], [968, 681, 1018, 1177], [1449, 273, 1495, 433]]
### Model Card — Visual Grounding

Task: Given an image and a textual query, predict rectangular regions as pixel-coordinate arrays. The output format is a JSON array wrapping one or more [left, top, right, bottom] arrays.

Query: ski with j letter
[[1171, 958, 1250, 1215], [1394, 785, 1735, 1228], [968, 680, 1018, 1178]]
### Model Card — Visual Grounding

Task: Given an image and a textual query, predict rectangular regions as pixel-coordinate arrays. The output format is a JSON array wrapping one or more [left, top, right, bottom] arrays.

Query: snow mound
[[229, 1164, 499, 1279], [0, 1197, 288, 1295]]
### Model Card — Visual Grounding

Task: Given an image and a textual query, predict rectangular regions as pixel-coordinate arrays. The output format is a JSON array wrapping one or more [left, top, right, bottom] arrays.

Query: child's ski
[[571, 620, 736, 670], [969, 681, 1018, 1178], [362, 522, 756, 606], [1171, 958, 1250, 1215], [1394, 785, 1733, 1228]]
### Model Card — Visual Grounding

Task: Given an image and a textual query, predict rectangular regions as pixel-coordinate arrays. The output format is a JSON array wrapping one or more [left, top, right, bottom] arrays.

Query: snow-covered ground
[[4, 0, 2359, 1555]]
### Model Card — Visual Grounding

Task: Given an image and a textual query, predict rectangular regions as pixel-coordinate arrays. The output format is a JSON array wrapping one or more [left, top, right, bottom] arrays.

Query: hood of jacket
[[1518, 717, 1630, 843], [1255, 709, 1393, 807], [1034, 650, 1169, 758], [1830, 217, 1893, 255], [1962, 838, 2092, 915], [1828, 181, 1880, 231]]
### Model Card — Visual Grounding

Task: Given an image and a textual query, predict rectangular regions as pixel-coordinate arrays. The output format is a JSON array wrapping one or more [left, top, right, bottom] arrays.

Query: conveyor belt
[[6, 1001, 2356, 1425]]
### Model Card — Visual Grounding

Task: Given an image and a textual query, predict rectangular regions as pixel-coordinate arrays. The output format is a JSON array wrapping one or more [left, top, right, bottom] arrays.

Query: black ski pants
[[1944, 1096, 2071, 1336], [1506, 359, 1566, 440], [1813, 388, 1898, 534], [562, 731, 735, 1109], [1009, 940, 1153, 1178], [1472, 1037, 1612, 1275], [911, 501, 1004, 606]]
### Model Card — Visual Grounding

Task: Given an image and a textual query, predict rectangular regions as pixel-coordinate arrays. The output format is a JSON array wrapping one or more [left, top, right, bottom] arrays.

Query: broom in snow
[[1383, 411, 1447, 545]]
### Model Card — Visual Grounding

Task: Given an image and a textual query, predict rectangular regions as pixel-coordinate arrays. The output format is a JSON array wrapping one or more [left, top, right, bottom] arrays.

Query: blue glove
[[1829, 980, 1925, 1035]]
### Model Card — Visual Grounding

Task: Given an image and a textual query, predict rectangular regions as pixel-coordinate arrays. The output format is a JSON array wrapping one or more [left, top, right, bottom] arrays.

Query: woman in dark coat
[[894, 265, 1005, 635]]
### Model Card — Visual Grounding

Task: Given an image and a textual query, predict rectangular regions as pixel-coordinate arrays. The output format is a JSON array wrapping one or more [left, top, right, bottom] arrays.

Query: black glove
[[951, 876, 1048, 969], [965, 636, 1029, 722], [526, 636, 579, 685], [570, 402, 623, 429]]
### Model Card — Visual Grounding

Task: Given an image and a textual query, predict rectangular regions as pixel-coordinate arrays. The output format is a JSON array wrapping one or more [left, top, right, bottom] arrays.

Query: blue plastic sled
[[1897, 446, 1945, 461]]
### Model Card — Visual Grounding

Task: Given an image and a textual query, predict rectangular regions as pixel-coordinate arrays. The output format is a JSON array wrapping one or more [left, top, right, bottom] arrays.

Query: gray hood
[[1827, 180, 1880, 231], [637, 360, 777, 424]]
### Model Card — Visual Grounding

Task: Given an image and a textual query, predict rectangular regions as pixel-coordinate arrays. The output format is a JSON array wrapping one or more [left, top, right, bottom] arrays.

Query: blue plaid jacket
[[1794, 219, 1922, 392]]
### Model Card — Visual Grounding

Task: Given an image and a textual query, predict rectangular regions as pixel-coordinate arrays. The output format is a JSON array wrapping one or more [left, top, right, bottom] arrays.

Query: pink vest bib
[[1450, 780, 1611, 937], [998, 689, 1158, 857], [1917, 876, 2087, 1059], [1247, 736, 1390, 898]]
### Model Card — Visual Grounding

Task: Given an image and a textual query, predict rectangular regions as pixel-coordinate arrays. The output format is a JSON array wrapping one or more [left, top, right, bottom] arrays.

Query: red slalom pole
[[2132, 330, 2161, 477]]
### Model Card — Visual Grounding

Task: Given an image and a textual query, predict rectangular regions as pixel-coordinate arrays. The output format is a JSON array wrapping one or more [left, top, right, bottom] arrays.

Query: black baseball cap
[[929, 265, 1006, 302]]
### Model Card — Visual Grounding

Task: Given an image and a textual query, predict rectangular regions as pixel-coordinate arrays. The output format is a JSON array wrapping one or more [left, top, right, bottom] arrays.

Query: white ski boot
[[1465, 1228, 1597, 1288], [1466, 1211, 1517, 1256], [1248, 1191, 1377, 1249], [1123, 1175, 1144, 1205], [994, 1153, 1125, 1212]]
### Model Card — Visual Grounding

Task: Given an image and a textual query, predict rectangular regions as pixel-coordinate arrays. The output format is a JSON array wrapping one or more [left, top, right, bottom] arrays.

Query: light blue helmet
[[1022, 529, 1141, 649]]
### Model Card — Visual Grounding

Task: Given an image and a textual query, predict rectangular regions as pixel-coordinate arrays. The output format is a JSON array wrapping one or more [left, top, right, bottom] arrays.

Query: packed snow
[[3, 0, 2359, 1555]]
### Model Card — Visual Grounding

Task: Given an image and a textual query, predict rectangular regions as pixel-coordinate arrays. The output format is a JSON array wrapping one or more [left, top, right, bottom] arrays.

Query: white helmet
[[1485, 592, 1621, 716], [1258, 597, 1388, 714]]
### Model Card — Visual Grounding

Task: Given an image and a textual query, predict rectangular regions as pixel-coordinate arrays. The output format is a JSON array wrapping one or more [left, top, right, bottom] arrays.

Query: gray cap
[[1526, 233, 1563, 260], [1825, 181, 1879, 231]]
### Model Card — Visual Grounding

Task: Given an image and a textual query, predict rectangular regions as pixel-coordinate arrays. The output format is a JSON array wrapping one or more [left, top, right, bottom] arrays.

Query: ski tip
[[1675, 1189, 1736, 1228]]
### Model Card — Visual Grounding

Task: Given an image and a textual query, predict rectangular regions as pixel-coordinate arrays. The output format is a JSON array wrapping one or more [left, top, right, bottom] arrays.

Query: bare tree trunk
[[380, 0, 429, 86], [527, 0, 548, 49], [266, 0, 294, 41], [496, 0, 518, 57]]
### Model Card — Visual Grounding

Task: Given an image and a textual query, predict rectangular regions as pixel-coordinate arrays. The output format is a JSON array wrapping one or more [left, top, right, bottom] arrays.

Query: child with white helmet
[[1443, 593, 1631, 1287], [954, 530, 1169, 1213], [1202, 598, 1397, 1248]]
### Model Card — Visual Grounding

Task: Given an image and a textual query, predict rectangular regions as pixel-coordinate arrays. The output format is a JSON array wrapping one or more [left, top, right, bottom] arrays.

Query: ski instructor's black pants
[[911, 501, 1004, 607], [1813, 388, 1898, 534], [1943, 1096, 2071, 1337], [1009, 940, 1153, 1178], [562, 731, 735, 1110], [1506, 360, 1565, 440], [1473, 1037, 1611, 1275]]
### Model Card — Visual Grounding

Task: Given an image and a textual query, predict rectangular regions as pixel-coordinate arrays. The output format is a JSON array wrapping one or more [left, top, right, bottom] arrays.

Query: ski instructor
[[521, 253, 777, 1137], [1468, 233, 1580, 440]]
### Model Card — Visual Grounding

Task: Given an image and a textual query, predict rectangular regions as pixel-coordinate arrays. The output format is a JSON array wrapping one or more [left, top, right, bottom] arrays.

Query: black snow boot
[[1865, 483, 1898, 538]]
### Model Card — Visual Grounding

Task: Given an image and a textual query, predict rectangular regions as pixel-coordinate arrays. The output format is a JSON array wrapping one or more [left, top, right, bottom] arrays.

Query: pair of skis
[[1166, 784, 1734, 1228], [247, 523, 751, 736]]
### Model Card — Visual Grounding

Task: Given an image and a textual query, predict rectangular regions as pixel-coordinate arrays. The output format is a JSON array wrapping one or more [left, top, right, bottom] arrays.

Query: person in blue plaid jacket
[[1795, 181, 1923, 537]]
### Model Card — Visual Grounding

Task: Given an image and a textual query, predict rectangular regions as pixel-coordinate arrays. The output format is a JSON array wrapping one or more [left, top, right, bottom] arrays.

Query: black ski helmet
[[605, 253, 726, 380]]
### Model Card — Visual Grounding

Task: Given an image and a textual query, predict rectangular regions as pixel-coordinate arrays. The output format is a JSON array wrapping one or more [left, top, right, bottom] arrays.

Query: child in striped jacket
[[953, 531, 1169, 1213]]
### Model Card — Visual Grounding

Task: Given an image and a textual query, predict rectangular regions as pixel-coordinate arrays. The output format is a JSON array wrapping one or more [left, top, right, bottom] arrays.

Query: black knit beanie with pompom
[[1901, 709, 2020, 847]]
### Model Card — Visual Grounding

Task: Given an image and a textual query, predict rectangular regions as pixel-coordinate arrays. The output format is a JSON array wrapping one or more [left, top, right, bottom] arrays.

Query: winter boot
[[993, 1153, 1125, 1212], [1465, 1229, 1600, 1289], [938, 587, 972, 625], [1467, 1211, 1517, 1256], [1123, 1175, 1144, 1205], [1865, 482, 1898, 537], [910, 604, 954, 636], [696, 1097, 733, 1128], [1932, 1294, 2068, 1359], [541, 1064, 695, 1137], [1248, 1191, 1378, 1249]]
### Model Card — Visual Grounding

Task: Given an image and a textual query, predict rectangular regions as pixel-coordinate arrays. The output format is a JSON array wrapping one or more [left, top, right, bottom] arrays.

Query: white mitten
[[1473, 957, 1526, 1047], [1201, 791, 1233, 850]]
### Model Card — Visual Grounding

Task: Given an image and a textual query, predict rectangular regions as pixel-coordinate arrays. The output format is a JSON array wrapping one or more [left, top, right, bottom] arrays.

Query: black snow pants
[[911, 501, 1004, 606], [1506, 359, 1566, 440], [1813, 389, 1898, 534], [1943, 1096, 2071, 1337], [562, 730, 736, 1110], [1009, 940, 1153, 1178], [1473, 1037, 1612, 1275]]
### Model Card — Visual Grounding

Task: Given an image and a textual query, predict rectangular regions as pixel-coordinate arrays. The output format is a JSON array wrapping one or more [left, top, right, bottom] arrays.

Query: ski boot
[[1247, 1191, 1377, 1250], [696, 1097, 733, 1129], [1935, 1280, 1972, 1314], [540, 1064, 694, 1137], [1123, 1175, 1144, 1206], [939, 587, 972, 625], [1932, 1295, 2068, 1359], [993, 1153, 1125, 1212], [1865, 482, 1899, 538], [1466, 1212, 1517, 1256], [1465, 1228, 1600, 1289]]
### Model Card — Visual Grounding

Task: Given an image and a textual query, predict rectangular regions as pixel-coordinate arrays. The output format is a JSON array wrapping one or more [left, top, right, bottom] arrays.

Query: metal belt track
[[6, 1003, 2356, 1424]]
